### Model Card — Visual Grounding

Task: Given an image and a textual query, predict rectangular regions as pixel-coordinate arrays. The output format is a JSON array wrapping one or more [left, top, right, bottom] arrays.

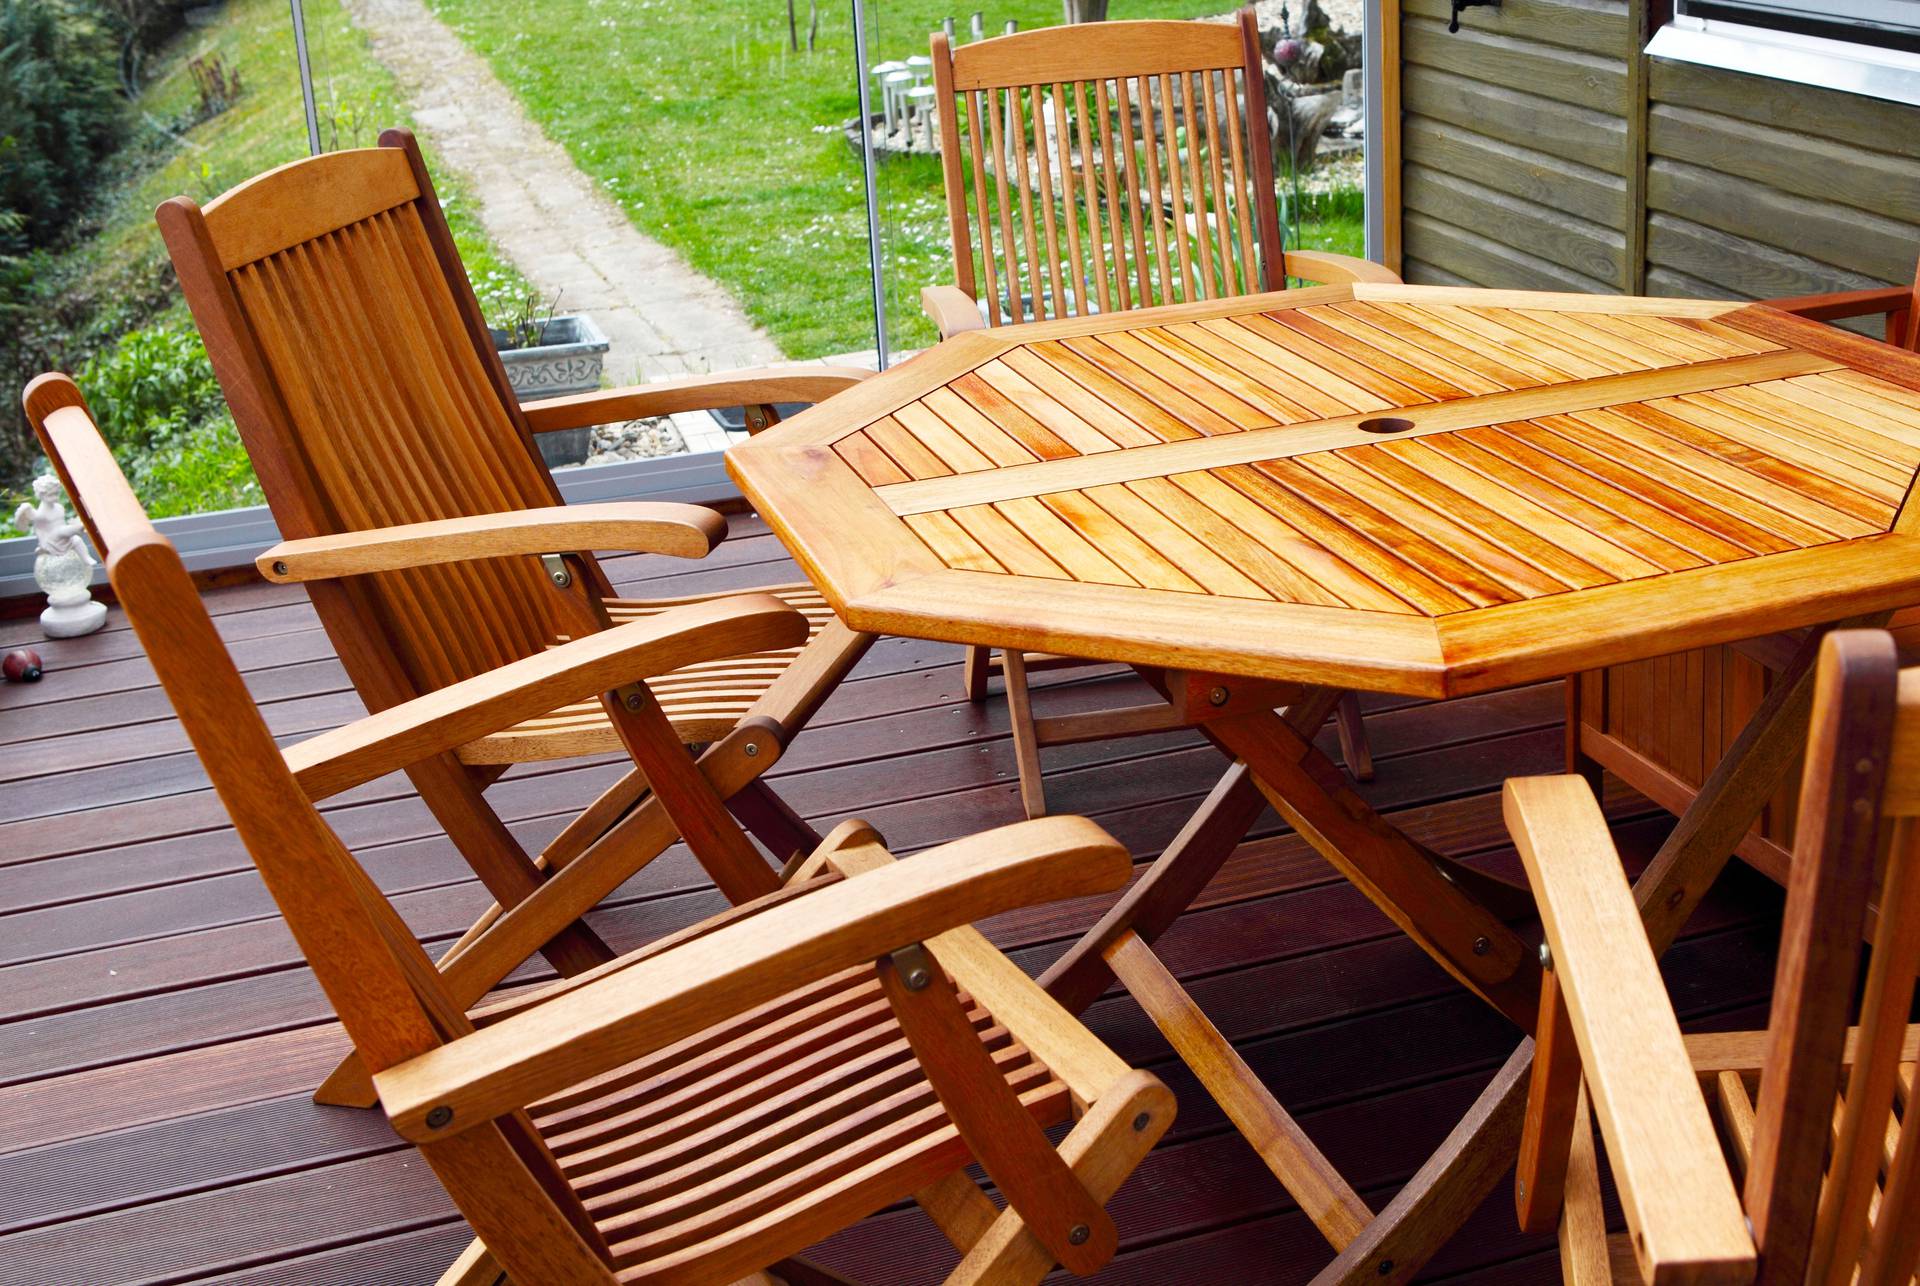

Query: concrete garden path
[[341, 0, 785, 399]]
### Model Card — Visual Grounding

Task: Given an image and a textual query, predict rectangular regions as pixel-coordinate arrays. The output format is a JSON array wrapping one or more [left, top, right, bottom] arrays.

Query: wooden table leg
[[1312, 615, 1887, 1281], [1168, 675, 1541, 1031], [1040, 758, 1269, 1014], [1045, 625, 1867, 1282], [1308, 1042, 1535, 1285], [1632, 617, 1880, 955], [1040, 677, 1538, 1024]]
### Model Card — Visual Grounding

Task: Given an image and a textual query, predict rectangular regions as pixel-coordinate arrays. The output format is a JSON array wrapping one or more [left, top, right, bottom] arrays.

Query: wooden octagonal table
[[729, 282, 1920, 1279]]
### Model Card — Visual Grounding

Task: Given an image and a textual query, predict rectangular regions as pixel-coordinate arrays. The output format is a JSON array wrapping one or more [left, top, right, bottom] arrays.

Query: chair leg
[[964, 644, 992, 702], [1002, 650, 1047, 819], [917, 1171, 1001, 1253], [1334, 692, 1374, 782], [945, 1070, 1172, 1283], [408, 753, 614, 977], [1106, 931, 1372, 1249], [728, 777, 825, 867], [1307, 1043, 1532, 1284], [436, 1239, 505, 1286]]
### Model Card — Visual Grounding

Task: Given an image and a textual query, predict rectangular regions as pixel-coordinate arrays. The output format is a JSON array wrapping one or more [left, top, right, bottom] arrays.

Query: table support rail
[[1040, 619, 1883, 1281]]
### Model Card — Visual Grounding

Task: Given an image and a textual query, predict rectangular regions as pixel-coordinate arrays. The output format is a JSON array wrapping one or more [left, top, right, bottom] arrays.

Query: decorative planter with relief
[[490, 314, 609, 468]]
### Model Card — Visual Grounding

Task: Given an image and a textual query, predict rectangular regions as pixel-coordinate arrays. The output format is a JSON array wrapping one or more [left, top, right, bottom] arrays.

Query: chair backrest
[[158, 130, 573, 702], [22, 372, 618, 1280], [1740, 629, 1920, 1284], [931, 9, 1284, 327]]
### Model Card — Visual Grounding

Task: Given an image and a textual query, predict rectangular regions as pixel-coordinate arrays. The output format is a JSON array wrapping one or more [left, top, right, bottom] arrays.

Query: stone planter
[[490, 314, 609, 468]]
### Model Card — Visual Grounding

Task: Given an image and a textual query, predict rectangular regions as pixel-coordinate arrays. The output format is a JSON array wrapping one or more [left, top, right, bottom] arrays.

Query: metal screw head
[[891, 942, 934, 991], [1208, 685, 1229, 706], [271, 560, 289, 576], [624, 693, 644, 711], [1472, 935, 1491, 956], [425, 1105, 453, 1130], [1377, 1259, 1395, 1277], [1538, 942, 1553, 971], [1068, 1224, 1091, 1246], [1666, 887, 1685, 909], [1516, 1178, 1526, 1199], [1132, 1111, 1152, 1133], [744, 742, 759, 757]]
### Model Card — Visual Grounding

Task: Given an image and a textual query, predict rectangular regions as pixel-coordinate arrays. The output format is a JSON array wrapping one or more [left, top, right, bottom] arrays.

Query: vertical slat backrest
[[932, 10, 1283, 327], [159, 134, 565, 699], [23, 374, 615, 1285], [1742, 631, 1920, 1284]]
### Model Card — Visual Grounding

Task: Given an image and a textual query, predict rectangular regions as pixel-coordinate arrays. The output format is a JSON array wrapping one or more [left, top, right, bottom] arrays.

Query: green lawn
[[427, 0, 1363, 357]]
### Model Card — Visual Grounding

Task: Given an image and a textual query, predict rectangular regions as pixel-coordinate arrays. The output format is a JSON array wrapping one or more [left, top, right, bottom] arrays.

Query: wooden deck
[[0, 514, 1785, 1285]]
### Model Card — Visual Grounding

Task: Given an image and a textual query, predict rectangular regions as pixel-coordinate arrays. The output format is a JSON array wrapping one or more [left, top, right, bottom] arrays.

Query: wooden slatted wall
[[1643, 62, 1920, 302], [1390, 0, 1920, 304], [1396, 0, 1638, 293]]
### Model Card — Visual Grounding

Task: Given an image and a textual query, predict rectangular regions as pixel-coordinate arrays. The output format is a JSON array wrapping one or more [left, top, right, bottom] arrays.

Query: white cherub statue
[[14, 475, 107, 638]]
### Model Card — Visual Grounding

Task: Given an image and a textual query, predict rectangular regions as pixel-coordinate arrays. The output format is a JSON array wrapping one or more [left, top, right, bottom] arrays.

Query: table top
[[728, 284, 1920, 698]]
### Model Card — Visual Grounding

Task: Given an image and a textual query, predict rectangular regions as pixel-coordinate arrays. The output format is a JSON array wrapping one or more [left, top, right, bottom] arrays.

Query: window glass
[[1, 0, 322, 519]]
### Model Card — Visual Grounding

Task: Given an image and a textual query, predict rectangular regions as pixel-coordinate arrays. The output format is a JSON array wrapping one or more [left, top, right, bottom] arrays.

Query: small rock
[[587, 417, 688, 465]]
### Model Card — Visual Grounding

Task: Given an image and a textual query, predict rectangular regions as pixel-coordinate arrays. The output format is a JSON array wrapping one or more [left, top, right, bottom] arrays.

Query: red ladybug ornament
[[3, 649, 43, 683]]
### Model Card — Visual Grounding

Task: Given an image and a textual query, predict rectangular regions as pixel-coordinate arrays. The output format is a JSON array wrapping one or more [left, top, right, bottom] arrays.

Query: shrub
[[76, 321, 226, 453], [123, 411, 262, 517], [0, 0, 124, 252], [70, 320, 263, 516]]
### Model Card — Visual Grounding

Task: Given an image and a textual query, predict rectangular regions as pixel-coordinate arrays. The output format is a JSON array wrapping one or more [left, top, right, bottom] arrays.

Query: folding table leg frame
[[1041, 619, 1876, 1282]]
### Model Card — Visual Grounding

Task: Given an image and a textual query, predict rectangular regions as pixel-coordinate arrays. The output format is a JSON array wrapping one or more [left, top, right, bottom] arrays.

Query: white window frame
[[1651, 3, 1920, 109]]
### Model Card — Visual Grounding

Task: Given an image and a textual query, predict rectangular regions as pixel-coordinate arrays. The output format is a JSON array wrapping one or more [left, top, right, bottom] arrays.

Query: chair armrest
[[373, 816, 1131, 1140], [1762, 285, 1912, 322], [1503, 776, 1753, 1285], [922, 283, 988, 338], [284, 594, 807, 800], [1283, 250, 1403, 286], [256, 502, 726, 583], [519, 366, 874, 434]]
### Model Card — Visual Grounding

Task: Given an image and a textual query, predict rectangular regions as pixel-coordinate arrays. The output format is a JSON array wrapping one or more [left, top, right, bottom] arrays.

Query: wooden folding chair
[[27, 371, 1173, 1286], [921, 9, 1391, 815], [1767, 260, 1919, 351], [156, 129, 878, 1105], [1510, 627, 1920, 1283]]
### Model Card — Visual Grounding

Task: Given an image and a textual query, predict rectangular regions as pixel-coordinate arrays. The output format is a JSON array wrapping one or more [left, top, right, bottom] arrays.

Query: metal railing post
[[851, 0, 891, 369], [289, 0, 323, 155]]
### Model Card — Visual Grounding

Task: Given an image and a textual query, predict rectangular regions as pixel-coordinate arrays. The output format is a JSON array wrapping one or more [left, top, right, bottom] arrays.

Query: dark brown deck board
[[0, 512, 1786, 1284]]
